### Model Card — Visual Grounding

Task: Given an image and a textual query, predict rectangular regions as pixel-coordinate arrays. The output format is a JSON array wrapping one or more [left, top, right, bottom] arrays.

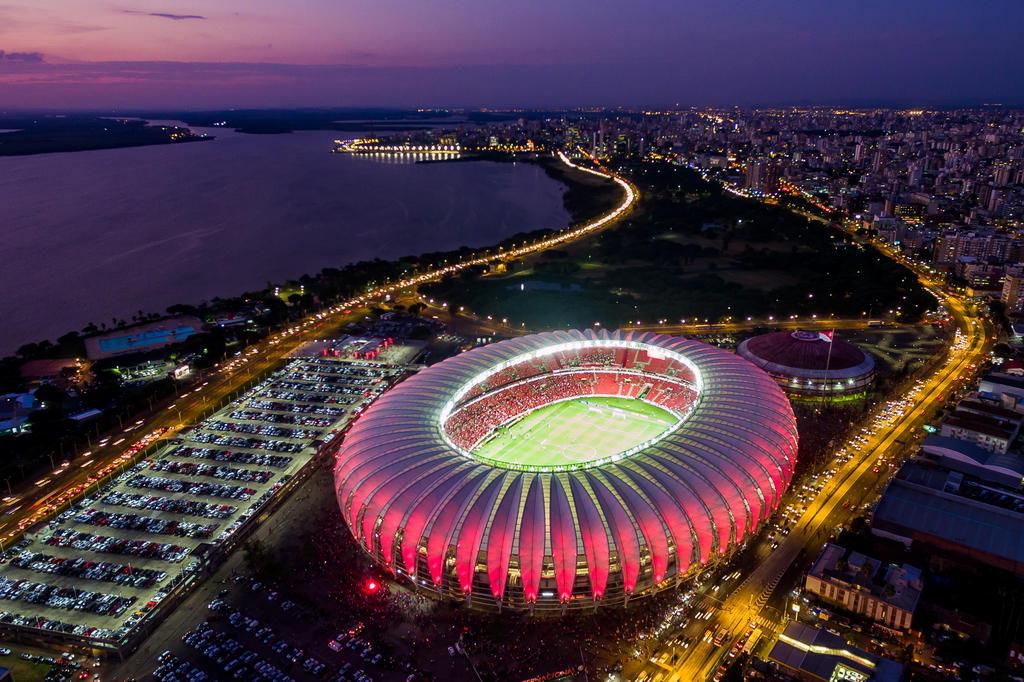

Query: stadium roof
[[873, 459, 1024, 573], [333, 329, 798, 606], [921, 434, 1024, 487], [769, 622, 903, 682], [738, 330, 874, 380], [978, 372, 1024, 399]]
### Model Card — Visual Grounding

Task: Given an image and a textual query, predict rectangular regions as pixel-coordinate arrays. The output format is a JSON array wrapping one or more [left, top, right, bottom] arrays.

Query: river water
[[0, 126, 570, 354]]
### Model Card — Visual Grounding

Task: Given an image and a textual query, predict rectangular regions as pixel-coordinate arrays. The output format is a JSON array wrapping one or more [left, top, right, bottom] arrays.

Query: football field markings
[[474, 396, 677, 467]]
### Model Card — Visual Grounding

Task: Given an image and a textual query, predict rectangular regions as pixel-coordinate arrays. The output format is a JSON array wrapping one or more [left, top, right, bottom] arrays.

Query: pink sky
[[1, 0, 1022, 109], [0, 0, 591, 66]]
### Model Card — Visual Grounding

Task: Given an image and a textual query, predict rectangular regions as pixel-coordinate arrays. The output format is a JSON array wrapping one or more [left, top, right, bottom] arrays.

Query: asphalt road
[[0, 153, 637, 668], [106, 461, 339, 681], [0, 307, 368, 548], [0, 154, 635, 550], [629, 244, 993, 682]]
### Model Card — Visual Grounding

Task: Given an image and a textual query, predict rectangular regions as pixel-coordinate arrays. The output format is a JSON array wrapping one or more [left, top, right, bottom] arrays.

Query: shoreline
[[2, 152, 625, 361], [0, 115, 214, 157], [414, 151, 624, 225], [0, 153, 635, 546]]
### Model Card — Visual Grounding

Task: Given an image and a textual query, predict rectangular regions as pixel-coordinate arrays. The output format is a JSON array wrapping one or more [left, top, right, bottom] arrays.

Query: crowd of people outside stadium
[[266, 499, 683, 681]]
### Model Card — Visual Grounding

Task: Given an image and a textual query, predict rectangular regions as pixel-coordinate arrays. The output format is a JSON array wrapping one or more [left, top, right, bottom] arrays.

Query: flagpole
[[824, 331, 834, 374], [824, 330, 834, 398]]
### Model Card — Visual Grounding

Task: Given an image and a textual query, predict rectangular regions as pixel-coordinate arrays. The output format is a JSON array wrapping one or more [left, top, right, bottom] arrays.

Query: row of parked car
[[125, 476, 257, 502], [170, 446, 294, 469], [291, 363, 386, 379], [0, 575, 136, 616], [154, 650, 210, 682], [0, 609, 117, 640], [148, 459, 275, 484], [203, 420, 319, 441], [245, 400, 348, 417], [189, 432, 307, 454], [8, 551, 167, 588], [229, 409, 336, 428], [335, 631, 384, 667], [273, 379, 370, 394], [101, 490, 237, 519], [70, 508, 219, 540], [212, 597, 330, 678], [182, 621, 296, 682], [45, 528, 189, 563], [289, 361, 389, 378], [262, 389, 344, 405]]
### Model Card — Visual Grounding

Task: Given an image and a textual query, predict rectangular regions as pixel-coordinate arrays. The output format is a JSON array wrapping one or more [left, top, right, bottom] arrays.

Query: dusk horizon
[[3, 3, 1024, 681], [3, 0, 1023, 109]]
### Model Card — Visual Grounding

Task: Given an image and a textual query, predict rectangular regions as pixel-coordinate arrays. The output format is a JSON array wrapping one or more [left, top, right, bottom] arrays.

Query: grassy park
[[422, 160, 934, 330]]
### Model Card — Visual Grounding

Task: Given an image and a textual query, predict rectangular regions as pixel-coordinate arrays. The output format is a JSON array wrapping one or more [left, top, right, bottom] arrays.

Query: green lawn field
[[472, 396, 677, 469]]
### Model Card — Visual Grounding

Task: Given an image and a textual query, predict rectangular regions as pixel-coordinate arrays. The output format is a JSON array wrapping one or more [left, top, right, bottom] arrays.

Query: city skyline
[[2, 2, 1024, 678], [2, 0, 1024, 109]]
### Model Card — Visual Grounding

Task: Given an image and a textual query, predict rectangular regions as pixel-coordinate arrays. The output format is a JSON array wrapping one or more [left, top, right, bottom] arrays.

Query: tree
[[242, 539, 282, 580], [56, 331, 80, 347], [16, 340, 52, 359], [33, 384, 65, 406], [167, 303, 200, 317], [991, 342, 1014, 359]]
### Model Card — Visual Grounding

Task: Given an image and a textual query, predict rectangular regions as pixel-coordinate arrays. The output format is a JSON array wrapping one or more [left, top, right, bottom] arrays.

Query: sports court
[[472, 396, 678, 469]]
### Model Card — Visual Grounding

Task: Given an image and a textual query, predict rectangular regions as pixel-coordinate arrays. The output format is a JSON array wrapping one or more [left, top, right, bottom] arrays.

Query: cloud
[[0, 4, 108, 35], [0, 49, 44, 62], [121, 10, 205, 21], [0, 56, 1021, 110]]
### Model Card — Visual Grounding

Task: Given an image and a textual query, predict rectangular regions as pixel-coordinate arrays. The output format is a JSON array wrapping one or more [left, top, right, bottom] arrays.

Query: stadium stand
[[445, 363, 698, 451]]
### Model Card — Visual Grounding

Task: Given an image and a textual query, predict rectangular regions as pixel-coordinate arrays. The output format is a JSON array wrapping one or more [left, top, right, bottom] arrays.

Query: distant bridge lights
[[334, 139, 463, 155]]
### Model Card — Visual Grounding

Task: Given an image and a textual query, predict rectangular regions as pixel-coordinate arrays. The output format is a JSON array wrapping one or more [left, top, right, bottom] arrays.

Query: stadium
[[737, 330, 875, 400], [333, 330, 799, 612]]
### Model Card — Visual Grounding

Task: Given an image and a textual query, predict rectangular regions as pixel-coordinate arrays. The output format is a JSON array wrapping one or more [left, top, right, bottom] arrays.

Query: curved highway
[[630, 220, 993, 682], [0, 152, 638, 553]]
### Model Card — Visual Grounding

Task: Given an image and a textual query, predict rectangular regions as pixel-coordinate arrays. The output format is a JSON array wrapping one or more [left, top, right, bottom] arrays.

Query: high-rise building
[[908, 162, 923, 187], [893, 202, 925, 224], [934, 230, 1013, 266], [872, 149, 884, 172], [745, 158, 779, 193], [987, 188, 1003, 214], [1003, 265, 1024, 312], [932, 231, 960, 264], [993, 164, 1013, 186]]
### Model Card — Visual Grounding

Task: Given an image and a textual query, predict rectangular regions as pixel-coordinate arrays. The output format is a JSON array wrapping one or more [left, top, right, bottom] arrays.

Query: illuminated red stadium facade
[[333, 330, 799, 612], [737, 330, 875, 399]]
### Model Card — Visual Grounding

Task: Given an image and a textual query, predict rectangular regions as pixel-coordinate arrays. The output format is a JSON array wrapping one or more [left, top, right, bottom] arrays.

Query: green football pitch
[[471, 396, 678, 469]]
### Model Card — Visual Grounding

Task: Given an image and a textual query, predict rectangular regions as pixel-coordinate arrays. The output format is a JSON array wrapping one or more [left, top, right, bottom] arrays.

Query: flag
[[819, 330, 834, 343]]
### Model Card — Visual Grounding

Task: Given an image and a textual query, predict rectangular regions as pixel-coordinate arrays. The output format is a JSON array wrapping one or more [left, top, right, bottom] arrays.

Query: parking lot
[[0, 566, 439, 682], [0, 353, 406, 652], [149, 577, 413, 682]]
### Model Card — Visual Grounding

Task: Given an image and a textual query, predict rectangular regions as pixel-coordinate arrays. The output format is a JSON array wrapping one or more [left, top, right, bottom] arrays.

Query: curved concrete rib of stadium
[[438, 339, 703, 472]]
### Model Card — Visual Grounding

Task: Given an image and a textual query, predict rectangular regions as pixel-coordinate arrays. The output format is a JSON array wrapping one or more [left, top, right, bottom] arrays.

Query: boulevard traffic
[[630, 208, 995, 682]]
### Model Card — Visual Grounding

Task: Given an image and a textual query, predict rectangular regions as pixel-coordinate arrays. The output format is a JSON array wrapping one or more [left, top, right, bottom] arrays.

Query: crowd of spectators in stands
[[444, 354, 699, 451], [446, 373, 598, 449]]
